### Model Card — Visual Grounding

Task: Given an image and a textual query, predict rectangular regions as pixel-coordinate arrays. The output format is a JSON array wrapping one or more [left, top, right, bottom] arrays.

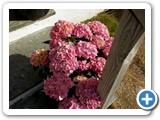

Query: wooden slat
[[97, 10, 145, 108], [131, 9, 145, 28]]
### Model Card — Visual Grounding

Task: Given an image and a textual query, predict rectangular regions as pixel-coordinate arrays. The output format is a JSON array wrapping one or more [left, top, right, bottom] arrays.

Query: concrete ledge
[[9, 9, 55, 32], [9, 82, 43, 107], [10, 9, 104, 43]]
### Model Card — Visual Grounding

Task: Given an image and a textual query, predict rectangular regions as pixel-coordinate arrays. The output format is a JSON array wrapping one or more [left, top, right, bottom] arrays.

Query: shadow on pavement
[[9, 54, 42, 100]]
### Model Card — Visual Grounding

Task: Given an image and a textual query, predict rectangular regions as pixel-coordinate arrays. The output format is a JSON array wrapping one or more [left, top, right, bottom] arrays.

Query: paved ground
[[9, 27, 51, 100], [10, 89, 58, 109]]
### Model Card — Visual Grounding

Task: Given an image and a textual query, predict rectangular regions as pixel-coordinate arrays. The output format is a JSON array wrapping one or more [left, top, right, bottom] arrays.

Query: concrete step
[[9, 9, 104, 42]]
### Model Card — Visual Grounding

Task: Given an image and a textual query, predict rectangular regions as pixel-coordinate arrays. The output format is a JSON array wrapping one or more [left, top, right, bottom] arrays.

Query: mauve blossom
[[73, 23, 93, 40], [58, 97, 82, 109], [88, 21, 110, 40], [75, 78, 101, 109], [30, 49, 49, 67], [43, 72, 74, 101], [30, 20, 114, 109], [91, 35, 106, 49], [50, 20, 75, 39], [49, 43, 79, 74], [102, 37, 114, 59], [76, 41, 98, 60], [78, 60, 90, 71], [50, 30, 61, 40], [90, 57, 106, 78], [49, 37, 67, 50]]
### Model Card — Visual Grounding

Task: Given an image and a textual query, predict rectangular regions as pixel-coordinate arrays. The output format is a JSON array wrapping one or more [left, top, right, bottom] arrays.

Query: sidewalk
[[9, 27, 51, 100]]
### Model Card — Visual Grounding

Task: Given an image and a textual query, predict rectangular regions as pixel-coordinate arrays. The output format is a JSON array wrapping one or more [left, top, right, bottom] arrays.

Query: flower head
[[78, 60, 90, 71], [76, 41, 98, 60], [73, 23, 92, 40], [90, 57, 106, 78], [59, 78, 101, 109], [43, 72, 74, 101], [75, 77, 101, 109], [91, 35, 106, 49], [58, 97, 82, 109], [30, 49, 49, 67], [50, 20, 75, 39], [49, 43, 78, 74], [102, 37, 114, 59], [49, 37, 67, 50], [88, 21, 110, 40]]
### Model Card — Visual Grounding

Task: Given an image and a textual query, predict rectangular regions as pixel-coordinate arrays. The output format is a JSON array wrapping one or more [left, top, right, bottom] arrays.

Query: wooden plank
[[97, 10, 145, 108], [131, 9, 145, 28]]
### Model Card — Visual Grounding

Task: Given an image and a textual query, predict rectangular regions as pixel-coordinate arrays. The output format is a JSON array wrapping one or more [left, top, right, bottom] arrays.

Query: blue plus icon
[[142, 93, 153, 105], [137, 89, 158, 110]]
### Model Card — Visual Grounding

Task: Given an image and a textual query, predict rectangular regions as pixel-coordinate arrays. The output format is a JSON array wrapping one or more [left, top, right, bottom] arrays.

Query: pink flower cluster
[[30, 20, 115, 109], [90, 57, 106, 78], [102, 37, 114, 58], [76, 41, 98, 60], [88, 21, 110, 40], [50, 20, 75, 39], [59, 77, 101, 109], [73, 23, 92, 40], [43, 72, 74, 101], [91, 35, 106, 49], [30, 49, 49, 67], [78, 60, 90, 71], [58, 97, 82, 109], [49, 43, 78, 74], [49, 37, 66, 50], [75, 78, 101, 109]]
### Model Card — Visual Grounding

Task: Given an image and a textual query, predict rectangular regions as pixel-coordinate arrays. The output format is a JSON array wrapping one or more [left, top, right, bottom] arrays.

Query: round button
[[136, 89, 158, 110]]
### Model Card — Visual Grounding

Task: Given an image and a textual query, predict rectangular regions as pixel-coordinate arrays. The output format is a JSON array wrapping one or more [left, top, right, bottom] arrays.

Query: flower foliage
[[30, 20, 114, 109]]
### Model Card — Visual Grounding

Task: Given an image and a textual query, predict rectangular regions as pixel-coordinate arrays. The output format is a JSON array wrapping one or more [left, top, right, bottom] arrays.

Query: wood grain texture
[[97, 10, 145, 108], [131, 9, 145, 27]]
